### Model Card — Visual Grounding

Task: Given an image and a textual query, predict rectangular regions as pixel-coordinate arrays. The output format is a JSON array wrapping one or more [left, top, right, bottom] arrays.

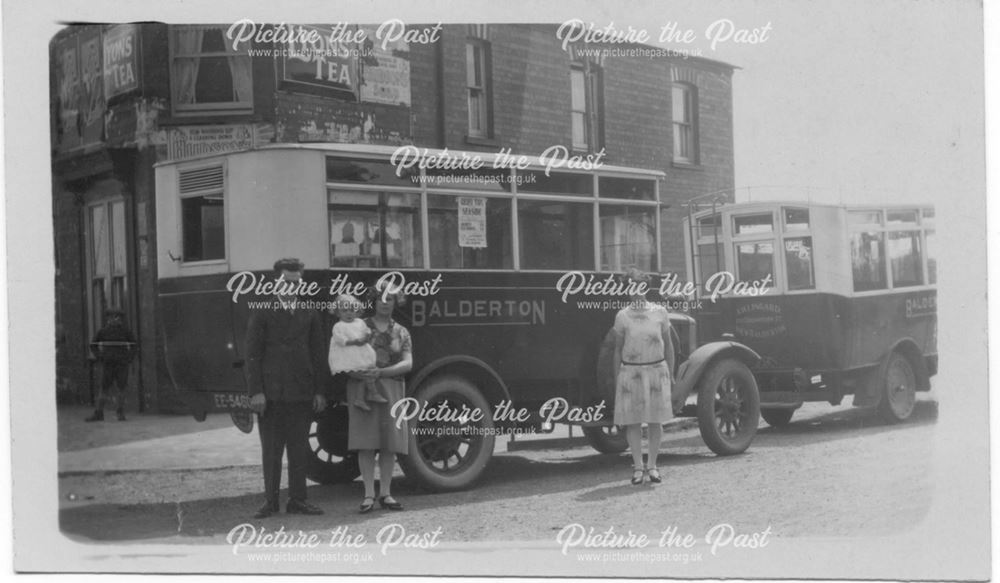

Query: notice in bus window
[[457, 196, 487, 248]]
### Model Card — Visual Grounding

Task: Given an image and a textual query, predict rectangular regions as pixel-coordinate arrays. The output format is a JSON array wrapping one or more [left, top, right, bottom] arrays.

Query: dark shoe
[[353, 399, 372, 412], [378, 495, 403, 511], [253, 500, 279, 519], [367, 393, 388, 404], [647, 467, 662, 484], [84, 410, 104, 422], [116, 409, 127, 421], [631, 466, 645, 486], [359, 496, 375, 514], [286, 500, 324, 515]]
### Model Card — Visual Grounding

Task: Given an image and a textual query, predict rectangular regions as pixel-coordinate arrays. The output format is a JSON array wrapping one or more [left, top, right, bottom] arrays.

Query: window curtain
[[223, 35, 252, 103], [174, 28, 205, 104]]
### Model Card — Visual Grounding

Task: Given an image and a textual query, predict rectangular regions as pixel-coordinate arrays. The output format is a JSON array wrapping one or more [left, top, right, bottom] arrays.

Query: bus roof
[[154, 142, 667, 180]]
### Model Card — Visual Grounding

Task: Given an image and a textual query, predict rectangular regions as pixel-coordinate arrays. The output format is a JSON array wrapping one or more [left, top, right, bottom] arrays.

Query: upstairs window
[[170, 25, 252, 114], [672, 83, 697, 164], [466, 40, 492, 139], [571, 63, 604, 152]]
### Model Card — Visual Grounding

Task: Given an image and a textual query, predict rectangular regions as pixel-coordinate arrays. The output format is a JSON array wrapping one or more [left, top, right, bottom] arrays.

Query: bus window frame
[[176, 160, 229, 271], [325, 154, 662, 274], [848, 206, 933, 297]]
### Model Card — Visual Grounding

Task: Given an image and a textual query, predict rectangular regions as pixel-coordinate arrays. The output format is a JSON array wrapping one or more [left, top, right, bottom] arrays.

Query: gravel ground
[[58, 399, 938, 546]]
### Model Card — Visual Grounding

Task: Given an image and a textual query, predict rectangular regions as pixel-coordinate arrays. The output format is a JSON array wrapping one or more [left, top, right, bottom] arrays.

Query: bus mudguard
[[409, 355, 512, 407], [672, 341, 761, 410]]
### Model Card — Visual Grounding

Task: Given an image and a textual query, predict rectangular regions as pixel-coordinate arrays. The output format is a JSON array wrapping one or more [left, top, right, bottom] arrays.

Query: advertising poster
[[3, 0, 994, 580]]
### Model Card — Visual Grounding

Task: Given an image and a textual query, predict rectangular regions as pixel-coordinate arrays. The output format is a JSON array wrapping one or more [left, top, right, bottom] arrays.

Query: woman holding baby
[[328, 284, 412, 513]]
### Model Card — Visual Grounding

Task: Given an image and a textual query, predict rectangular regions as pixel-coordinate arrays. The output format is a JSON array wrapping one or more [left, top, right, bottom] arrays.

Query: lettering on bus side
[[734, 301, 787, 339], [905, 294, 936, 319], [410, 299, 546, 327]]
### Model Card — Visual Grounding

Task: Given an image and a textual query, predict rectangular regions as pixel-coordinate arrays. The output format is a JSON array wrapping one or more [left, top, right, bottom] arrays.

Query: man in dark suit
[[246, 258, 327, 518]]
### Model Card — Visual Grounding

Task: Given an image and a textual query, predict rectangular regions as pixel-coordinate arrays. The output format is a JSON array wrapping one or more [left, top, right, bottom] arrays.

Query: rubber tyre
[[583, 424, 629, 454], [306, 403, 361, 484], [876, 352, 917, 423], [398, 375, 495, 492], [760, 408, 794, 428], [696, 358, 760, 455]]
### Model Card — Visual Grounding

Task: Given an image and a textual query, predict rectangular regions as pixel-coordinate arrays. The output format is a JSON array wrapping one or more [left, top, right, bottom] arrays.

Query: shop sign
[[458, 197, 487, 248]]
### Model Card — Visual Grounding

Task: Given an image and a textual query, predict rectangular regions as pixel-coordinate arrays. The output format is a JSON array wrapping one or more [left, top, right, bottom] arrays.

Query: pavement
[[57, 404, 697, 475]]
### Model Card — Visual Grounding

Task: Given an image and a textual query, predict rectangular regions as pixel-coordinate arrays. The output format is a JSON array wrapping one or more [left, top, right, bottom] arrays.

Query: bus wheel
[[399, 376, 495, 491], [696, 358, 760, 455], [582, 425, 628, 454], [877, 352, 917, 423], [306, 403, 360, 484], [760, 408, 794, 428]]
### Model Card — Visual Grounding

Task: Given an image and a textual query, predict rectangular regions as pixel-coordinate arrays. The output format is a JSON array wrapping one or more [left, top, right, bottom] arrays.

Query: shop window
[[428, 195, 512, 269], [851, 232, 887, 291], [672, 83, 697, 164], [329, 191, 422, 268], [598, 176, 655, 201], [571, 63, 604, 152], [735, 242, 775, 285], [599, 205, 656, 272], [784, 237, 815, 290], [518, 200, 594, 270], [170, 25, 252, 114], [466, 40, 492, 138], [889, 231, 923, 287]]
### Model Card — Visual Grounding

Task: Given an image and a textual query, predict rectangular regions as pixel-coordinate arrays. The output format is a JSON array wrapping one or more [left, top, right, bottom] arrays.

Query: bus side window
[[925, 229, 936, 284], [850, 231, 887, 291], [784, 237, 815, 290], [735, 241, 775, 285], [889, 231, 924, 287], [518, 200, 595, 270]]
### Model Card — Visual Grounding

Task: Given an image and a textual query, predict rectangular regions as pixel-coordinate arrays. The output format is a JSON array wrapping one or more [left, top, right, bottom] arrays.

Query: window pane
[[736, 242, 775, 286], [328, 191, 421, 268], [783, 207, 810, 231], [889, 231, 923, 287], [182, 196, 225, 261], [922, 208, 935, 225], [674, 123, 691, 161], [887, 210, 918, 225], [468, 90, 483, 134], [428, 195, 512, 269], [465, 43, 477, 85], [598, 177, 656, 201], [697, 213, 721, 240], [849, 210, 882, 226], [423, 167, 511, 192], [517, 170, 593, 196], [672, 86, 688, 122], [734, 213, 773, 235], [518, 200, 594, 270], [571, 112, 587, 148], [571, 68, 586, 111], [111, 201, 127, 274], [851, 232, 886, 291], [926, 229, 936, 284], [697, 242, 723, 285], [172, 26, 251, 108], [326, 157, 418, 186], [784, 237, 815, 290], [90, 205, 110, 276], [599, 205, 656, 272]]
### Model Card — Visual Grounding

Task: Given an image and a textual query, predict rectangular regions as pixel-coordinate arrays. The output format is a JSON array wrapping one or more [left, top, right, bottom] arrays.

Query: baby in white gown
[[328, 295, 386, 411]]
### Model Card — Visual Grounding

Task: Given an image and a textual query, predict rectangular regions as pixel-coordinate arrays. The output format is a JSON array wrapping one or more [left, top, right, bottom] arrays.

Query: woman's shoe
[[359, 496, 375, 514], [378, 495, 403, 510], [631, 466, 645, 485], [647, 467, 662, 484]]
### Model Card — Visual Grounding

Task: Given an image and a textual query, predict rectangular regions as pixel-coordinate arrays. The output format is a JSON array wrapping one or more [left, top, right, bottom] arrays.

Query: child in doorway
[[328, 294, 386, 411]]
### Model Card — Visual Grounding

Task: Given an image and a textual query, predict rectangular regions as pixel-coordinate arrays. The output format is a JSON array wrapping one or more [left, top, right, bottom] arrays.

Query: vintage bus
[[681, 200, 937, 426], [155, 143, 765, 491]]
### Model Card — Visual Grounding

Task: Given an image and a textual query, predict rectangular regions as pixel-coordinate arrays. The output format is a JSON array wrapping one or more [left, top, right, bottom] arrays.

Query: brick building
[[51, 22, 735, 410]]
